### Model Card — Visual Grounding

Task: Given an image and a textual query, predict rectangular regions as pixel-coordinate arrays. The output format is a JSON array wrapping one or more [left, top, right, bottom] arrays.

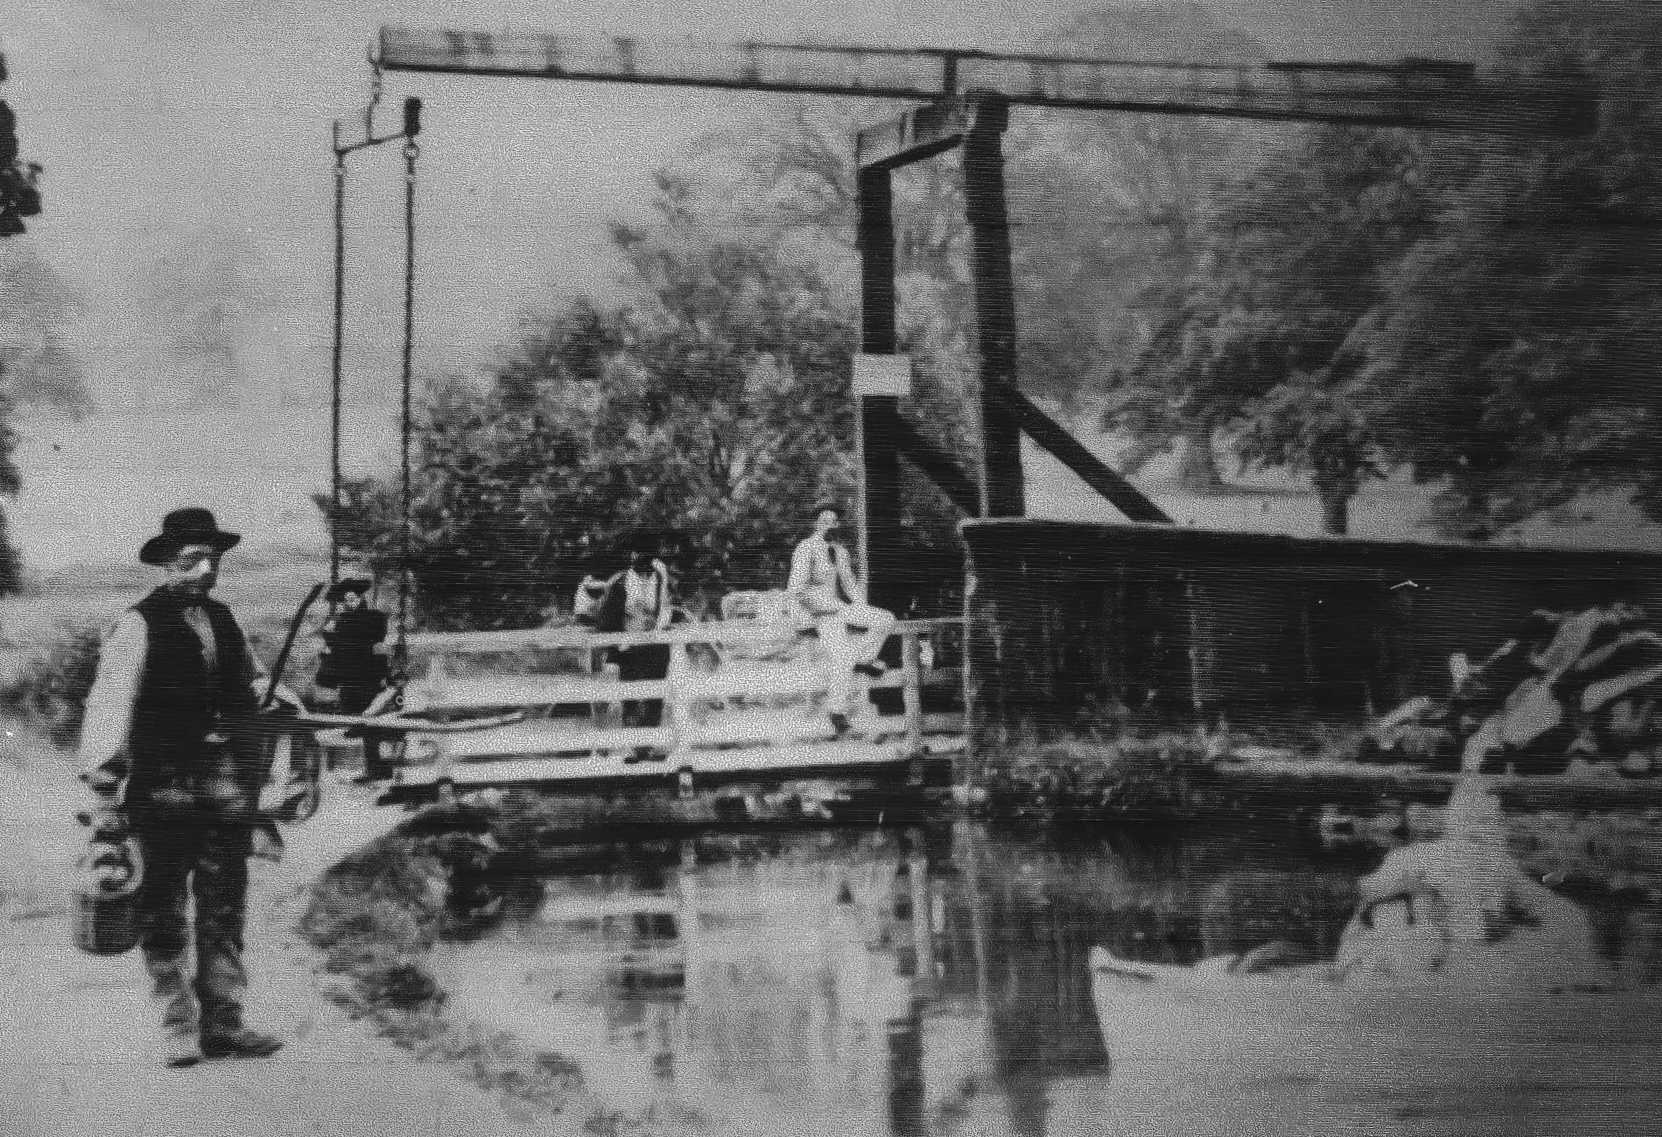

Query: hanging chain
[[363, 58, 384, 141], [393, 135, 419, 685], [329, 135, 346, 592], [334, 86, 422, 693]]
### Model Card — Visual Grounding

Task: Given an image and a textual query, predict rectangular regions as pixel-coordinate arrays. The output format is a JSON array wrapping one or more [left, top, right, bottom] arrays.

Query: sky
[[0, 0, 1533, 571]]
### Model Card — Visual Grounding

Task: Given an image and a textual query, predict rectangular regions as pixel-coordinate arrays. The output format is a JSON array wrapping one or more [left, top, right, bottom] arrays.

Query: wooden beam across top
[[376, 26, 1595, 136]]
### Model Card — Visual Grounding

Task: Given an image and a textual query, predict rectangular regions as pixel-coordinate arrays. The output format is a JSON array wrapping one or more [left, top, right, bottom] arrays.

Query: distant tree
[[1103, 0, 1662, 539], [1360, 0, 1662, 536], [0, 68, 75, 592], [0, 84, 43, 239], [650, 102, 980, 557], [1026, 4, 1264, 487], [1109, 126, 1437, 532]]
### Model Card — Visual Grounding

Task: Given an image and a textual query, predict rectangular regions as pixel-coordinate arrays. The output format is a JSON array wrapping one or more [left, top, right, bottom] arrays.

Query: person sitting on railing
[[571, 556, 612, 628], [596, 532, 675, 761], [786, 503, 896, 738]]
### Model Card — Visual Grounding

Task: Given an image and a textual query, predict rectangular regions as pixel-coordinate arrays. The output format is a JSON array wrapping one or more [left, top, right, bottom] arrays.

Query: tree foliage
[[1362, 0, 1662, 535], [1109, 0, 1661, 537], [0, 85, 43, 239], [1111, 126, 1437, 532], [0, 69, 74, 594], [323, 179, 863, 630]]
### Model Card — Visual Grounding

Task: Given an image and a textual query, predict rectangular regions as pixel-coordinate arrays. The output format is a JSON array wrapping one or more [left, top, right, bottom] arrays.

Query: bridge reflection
[[441, 823, 1356, 1136]]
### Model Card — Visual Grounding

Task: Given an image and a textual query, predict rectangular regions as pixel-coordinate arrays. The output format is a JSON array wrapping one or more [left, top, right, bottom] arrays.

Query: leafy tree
[[0, 86, 42, 239], [1109, 0, 1661, 538], [1360, 0, 1662, 535], [1024, 4, 1264, 486], [323, 180, 864, 629], [1109, 126, 1437, 531], [0, 70, 75, 593]]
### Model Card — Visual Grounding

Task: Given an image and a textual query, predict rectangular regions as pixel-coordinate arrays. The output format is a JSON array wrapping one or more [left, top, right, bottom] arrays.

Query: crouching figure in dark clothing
[[78, 508, 285, 1068], [315, 576, 392, 781]]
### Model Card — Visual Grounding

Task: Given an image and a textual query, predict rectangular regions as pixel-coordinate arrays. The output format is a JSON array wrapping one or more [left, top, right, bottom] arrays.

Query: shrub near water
[[986, 736, 1212, 824], [301, 832, 449, 1009]]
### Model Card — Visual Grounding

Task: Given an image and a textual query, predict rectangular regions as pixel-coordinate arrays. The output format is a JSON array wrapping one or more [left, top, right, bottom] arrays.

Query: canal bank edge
[[298, 805, 608, 1130]]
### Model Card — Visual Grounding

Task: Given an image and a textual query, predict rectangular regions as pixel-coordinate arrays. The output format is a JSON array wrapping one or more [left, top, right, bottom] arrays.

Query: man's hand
[[262, 680, 307, 711]]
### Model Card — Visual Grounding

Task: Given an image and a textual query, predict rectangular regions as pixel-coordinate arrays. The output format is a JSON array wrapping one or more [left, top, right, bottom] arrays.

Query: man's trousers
[[615, 643, 672, 728], [339, 681, 390, 776], [130, 810, 252, 1041], [815, 603, 897, 716]]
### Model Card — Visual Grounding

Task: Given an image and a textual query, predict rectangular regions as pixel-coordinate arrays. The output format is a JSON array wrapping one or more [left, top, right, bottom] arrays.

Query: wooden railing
[[399, 617, 964, 767]]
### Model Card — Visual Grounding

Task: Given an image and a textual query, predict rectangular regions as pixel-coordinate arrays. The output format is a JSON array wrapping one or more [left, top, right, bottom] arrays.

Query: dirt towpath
[[0, 780, 571, 1137]]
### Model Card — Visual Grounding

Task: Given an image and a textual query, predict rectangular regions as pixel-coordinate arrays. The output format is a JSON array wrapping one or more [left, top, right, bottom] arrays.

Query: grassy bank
[[980, 736, 1223, 826], [298, 803, 598, 1126]]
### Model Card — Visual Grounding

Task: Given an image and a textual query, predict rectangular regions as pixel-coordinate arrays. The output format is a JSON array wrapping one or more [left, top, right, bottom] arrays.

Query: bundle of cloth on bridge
[[1365, 604, 1662, 777]]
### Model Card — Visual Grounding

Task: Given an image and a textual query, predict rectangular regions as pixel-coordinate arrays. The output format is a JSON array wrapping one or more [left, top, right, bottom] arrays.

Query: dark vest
[[125, 589, 258, 807]]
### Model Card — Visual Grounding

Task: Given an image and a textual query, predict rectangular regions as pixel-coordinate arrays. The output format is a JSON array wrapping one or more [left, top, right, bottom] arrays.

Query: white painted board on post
[[852, 353, 912, 397]]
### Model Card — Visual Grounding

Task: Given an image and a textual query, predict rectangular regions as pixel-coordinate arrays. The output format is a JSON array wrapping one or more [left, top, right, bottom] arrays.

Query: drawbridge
[[323, 28, 1591, 795]]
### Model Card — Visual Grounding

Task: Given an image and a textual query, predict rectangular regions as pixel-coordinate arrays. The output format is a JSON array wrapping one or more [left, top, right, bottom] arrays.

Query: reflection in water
[[434, 822, 1364, 1137]]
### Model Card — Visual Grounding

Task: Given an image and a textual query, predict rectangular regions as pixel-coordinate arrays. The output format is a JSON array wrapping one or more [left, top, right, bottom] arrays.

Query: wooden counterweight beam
[[376, 27, 1595, 137]]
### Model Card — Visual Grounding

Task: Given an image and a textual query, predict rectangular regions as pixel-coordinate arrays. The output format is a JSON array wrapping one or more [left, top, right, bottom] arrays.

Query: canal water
[[429, 821, 1386, 1136]]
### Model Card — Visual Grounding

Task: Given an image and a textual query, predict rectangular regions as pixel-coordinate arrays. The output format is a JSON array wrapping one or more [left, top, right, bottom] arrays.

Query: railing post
[[665, 636, 687, 758], [902, 627, 924, 756]]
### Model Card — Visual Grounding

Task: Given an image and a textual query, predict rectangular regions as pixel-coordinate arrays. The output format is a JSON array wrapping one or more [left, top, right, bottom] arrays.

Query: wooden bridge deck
[[383, 617, 965, 796]]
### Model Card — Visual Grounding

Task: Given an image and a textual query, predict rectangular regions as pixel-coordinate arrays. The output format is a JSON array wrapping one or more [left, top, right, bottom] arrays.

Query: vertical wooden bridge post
[[960, 97, 1024, 520], [856, 165, 904, 615]]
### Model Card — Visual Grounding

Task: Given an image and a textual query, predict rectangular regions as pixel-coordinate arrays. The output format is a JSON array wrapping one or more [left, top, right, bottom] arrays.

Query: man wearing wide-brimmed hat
[[78, 507, 284, 1068]]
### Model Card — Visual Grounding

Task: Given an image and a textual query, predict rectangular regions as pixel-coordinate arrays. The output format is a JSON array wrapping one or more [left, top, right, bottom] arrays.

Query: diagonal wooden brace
[[893, 417, 982, 515], [985, 384, 1172, 524]]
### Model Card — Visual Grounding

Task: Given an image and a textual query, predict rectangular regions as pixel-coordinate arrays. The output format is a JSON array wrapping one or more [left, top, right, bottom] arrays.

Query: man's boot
[[161, 1033, 202, 1068], [200, 1027, 284, 1060], [161, 1035, 201, 1068], [148, 955, 199, 1068]]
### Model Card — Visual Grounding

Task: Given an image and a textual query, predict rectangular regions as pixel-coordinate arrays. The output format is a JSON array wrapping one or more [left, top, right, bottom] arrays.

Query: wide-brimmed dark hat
[[325, 577, 374, 602], [138, 507, 241, 566]]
